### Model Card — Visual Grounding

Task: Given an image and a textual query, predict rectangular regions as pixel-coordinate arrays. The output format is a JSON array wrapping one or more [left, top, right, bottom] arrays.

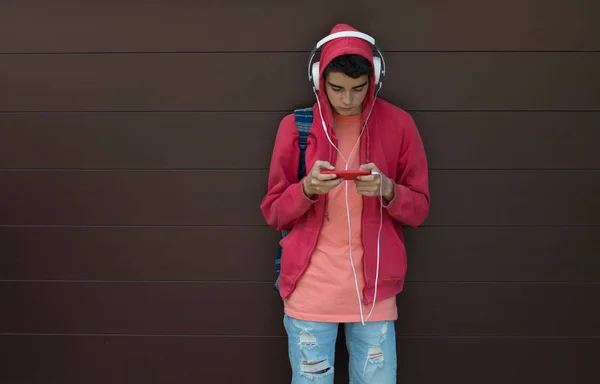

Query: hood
[[315, 24, 378, 129]]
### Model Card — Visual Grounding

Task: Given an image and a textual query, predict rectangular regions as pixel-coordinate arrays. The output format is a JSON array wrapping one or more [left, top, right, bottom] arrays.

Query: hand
[[302, 160, 344, 199], [354, 163, 395, 202]]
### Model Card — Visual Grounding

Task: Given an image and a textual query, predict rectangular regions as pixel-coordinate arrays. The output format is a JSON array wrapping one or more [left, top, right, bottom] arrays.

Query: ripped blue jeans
[[283, 314, 397, 384]]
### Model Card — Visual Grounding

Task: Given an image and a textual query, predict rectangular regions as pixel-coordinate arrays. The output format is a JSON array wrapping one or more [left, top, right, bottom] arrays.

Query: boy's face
[[324, 71, 369, 116]]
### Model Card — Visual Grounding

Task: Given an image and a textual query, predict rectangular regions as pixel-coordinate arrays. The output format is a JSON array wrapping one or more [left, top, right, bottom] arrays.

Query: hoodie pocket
[[278, 228, 304, 275], [379, 222, 407, 281]]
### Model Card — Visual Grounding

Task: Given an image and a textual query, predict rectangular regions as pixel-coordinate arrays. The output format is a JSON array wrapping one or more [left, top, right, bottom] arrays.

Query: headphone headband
[[307, 30, 386, 90], [315, 31, 375, 48]]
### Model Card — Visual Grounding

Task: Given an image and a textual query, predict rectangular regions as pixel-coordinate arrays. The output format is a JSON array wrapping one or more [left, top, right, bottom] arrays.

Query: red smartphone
[[321, 170, 371, 180]]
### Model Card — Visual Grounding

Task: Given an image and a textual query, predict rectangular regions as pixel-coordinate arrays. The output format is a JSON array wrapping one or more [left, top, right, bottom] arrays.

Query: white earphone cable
[[365, 171, 383, 323]]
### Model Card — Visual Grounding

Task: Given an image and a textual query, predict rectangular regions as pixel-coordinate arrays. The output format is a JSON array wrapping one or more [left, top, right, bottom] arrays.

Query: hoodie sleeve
[[382, 114, 431, 227], [260, 114, 317, 231]]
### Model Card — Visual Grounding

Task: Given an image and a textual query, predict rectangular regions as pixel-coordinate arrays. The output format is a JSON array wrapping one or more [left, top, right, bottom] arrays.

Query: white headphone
[[307, 31, 386, 91]]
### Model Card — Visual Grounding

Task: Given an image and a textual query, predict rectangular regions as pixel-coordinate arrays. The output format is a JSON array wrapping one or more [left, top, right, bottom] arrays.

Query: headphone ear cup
[[311, 62, 321, 90], [373, 57, 382, 86]]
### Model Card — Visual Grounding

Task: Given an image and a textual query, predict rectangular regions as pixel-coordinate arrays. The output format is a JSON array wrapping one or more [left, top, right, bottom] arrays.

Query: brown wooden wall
[[1, 1, 599, 383]]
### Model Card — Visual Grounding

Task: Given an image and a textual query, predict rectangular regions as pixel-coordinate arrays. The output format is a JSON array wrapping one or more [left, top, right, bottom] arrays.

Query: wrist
[[382, 176, 395, 202], [302, 177, 315, 199]]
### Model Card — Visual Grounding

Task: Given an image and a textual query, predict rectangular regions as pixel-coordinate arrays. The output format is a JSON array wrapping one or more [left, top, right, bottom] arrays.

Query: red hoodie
[[260, 24, 430, 304]]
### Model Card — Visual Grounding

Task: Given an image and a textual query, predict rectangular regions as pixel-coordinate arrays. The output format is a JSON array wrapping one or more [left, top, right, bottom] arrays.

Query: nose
[[342, 91, 352, 105]]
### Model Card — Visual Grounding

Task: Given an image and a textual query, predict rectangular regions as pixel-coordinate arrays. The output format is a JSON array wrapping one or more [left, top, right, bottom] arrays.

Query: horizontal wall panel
[[0, 282, 280, 336], [1, 282, 598, 337], [1, 336, 597, 384], [403, 227, 600, 282], [0, 226, 280, 281], [0, 112, 283, 170], [0, 335, 291, 384], [0, 170, 267, 226], [0, 170, 598, 226], [413, 112, 600, 170], [425, 170, 600, 226], [0, 0, 597, 52], [2, 227, 599, 282], [2, 53, 599, 112], [396, 337, 599, 384], [1, 112, 599, 170]]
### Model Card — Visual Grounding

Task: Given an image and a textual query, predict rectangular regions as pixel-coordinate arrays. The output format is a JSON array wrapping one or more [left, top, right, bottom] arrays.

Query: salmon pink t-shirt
[[284, 112, 398, 323]]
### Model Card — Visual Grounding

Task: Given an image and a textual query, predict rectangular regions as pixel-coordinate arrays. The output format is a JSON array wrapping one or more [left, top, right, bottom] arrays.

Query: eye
[[331, 87, 342, 92], [353, 87, 364, 92]]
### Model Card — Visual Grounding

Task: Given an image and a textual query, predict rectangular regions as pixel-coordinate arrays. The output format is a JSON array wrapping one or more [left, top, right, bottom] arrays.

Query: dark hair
[[323, 54, 372, 79]]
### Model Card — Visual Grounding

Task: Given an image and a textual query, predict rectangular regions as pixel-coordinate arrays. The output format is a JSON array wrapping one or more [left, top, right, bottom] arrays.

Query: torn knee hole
[[301, 359, 331, 375], [369, 352, 384, 363], [299, 330, 317, 346], [368, 346, 384, 363]]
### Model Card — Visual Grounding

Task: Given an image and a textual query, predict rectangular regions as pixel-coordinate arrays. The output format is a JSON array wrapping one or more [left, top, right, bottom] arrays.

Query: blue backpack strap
[[274, 107, 313, 295], [293, 107, 313, 181]]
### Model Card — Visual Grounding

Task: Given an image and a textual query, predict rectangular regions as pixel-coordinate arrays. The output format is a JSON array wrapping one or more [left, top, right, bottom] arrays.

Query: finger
[[359, 162, 376, 170], [311, 177, 340, 187], [314, 160, 334, 170], [355, 180, 378, 188], [321, 178, 343, 187], [310, 167, 327, 179], [316, 172, 338, 181], [356, 185, 378, 195], [316, 180, 343, 194], [356, 174, 376, 182]]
